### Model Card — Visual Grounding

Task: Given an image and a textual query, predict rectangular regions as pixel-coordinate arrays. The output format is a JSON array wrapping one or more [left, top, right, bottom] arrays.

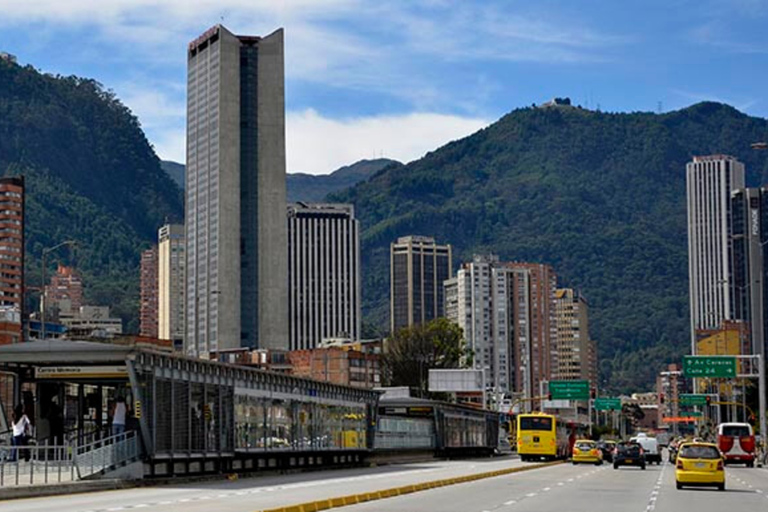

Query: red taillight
[[639, 448, 644, 455], [717, 460, 724, 471], [740, 436, 755, 453], [676, 459, 684, 470], [719, 435, 734, 452]]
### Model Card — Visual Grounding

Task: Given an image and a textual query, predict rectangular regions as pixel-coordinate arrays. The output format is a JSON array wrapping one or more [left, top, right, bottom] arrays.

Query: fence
[[74, 430, 139, 479]]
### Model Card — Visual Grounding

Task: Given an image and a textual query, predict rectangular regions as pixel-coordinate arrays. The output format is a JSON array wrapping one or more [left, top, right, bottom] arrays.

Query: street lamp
[[40, 240, 76, 341]]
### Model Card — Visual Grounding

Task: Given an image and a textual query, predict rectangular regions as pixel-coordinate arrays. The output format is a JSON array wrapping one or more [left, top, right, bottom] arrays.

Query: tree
[[382, 318, 471, 397]]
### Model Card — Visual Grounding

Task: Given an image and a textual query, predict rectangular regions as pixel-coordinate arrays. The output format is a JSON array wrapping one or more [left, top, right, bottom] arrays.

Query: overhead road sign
[[549, 380, 589, 400], [683, 356, 736, 378], [679, 394, 708, 406], [594, 397, 622, 411]]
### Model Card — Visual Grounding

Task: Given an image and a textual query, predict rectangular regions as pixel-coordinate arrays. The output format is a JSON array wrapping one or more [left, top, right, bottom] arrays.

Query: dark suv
[[613, 441, 646, 470]]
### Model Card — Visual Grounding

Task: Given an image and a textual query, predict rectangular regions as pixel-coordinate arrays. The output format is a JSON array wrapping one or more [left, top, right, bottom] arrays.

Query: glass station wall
[[234, 394, 367, 451]]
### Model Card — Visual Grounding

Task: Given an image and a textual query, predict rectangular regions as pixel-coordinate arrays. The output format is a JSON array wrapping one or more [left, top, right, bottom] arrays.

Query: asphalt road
[[5, 458, 768, 512], [336, 462, 768, 512]]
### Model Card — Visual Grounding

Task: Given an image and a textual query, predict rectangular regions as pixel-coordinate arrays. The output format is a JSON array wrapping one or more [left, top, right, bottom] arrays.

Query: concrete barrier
[[258, 460, 563, 512]]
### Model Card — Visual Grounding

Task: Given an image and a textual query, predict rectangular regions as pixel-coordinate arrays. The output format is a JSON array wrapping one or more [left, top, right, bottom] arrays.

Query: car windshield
[[721, 426, 751, 437], [617, 443, 640, 454], [679, 445, 721, 459]]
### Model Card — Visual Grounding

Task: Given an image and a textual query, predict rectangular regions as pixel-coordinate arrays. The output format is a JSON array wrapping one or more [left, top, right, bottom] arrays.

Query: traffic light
[[590, 389, 596, 400], [547, 393, 552, 401], [659, 393, 665, 404], [705, 396, 711, 405]]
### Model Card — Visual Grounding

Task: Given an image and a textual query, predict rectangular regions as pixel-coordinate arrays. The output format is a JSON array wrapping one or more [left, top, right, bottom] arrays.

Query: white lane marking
[[504, 500, 517, 505], [543, 487, 551, 491], [557, 482, 564, 486], [644, 462, 667, 512], [158, 502, 173, 505], [133, 506, 149, 509], [526, 492, 537, 497], [567, 478, 574, 482]]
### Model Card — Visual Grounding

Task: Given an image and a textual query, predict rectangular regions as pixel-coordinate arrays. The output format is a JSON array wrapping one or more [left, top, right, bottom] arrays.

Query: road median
[[258, 459, 563, 512]]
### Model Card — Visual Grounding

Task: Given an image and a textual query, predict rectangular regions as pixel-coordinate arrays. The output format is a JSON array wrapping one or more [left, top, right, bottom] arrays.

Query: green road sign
[[683, 411, 703, 418], [683, 356, 737, 378], [594, 397, 622, 411], [679, 394, 708, 406], [549, 380, 590, 400]]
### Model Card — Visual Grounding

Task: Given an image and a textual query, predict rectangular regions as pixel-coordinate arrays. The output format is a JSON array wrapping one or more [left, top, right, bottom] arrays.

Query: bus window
[[519, 416, 553, 431]]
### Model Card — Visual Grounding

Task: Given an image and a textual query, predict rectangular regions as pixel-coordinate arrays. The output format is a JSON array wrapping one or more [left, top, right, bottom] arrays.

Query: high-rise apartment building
[[287, 203, 361, 350], [158, 224, 185, 345], [139, 247, 159, 338], [0, 177, 23, 345], [390, 236, 452, 333], [46, 264, 83, 314], [185, 25, 288, 355], [686, 155, 745, 351], [554, 289, 596, 387]]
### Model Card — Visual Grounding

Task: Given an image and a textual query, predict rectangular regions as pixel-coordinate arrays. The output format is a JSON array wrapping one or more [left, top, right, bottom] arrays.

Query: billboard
[[428, 369, 484, 392]]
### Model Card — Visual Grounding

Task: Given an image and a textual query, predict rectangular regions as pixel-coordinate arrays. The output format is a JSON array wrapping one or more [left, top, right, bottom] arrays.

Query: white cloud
[[285, 109, 489, 174]]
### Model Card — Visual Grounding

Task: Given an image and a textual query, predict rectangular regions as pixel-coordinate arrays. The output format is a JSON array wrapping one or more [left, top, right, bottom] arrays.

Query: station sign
[[34, 366, 128, 379], [549, 380, 590, 400], [593, 397, 622, 411], [683, 356, 736, 378], [679, 394, 708, 406]]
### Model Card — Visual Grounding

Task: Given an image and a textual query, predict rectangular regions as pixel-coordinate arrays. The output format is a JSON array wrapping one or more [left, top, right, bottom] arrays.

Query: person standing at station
[[11, 404, 31, 461], [111, 396, 127, 436]]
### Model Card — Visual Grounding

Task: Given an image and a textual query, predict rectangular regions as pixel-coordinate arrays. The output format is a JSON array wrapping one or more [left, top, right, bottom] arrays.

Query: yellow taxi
[[572, 439, 603, 465], [675, 442, 725, 491]]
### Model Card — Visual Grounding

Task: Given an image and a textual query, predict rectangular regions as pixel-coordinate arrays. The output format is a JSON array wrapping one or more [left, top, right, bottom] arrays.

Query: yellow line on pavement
[[257, 460, 563, 512]]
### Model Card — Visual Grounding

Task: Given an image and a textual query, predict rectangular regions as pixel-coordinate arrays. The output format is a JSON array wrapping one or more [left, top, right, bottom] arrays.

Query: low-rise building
[[289, 348, 380, 389]]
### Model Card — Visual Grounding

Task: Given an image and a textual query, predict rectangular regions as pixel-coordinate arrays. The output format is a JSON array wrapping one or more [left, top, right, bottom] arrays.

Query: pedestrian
[[111, 396, 127, 436], [11, 404, 31, 462]]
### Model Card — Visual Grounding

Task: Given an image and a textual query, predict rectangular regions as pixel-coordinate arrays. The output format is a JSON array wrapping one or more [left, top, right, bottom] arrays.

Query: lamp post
[[40, 240, 76, 340]]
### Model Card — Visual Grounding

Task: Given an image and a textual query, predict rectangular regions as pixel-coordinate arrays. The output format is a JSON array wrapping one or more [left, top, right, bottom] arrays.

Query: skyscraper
[[686, 155, 745, 351], [0, 177, 23, 345], [185, 25, 288, 355], [158, 224, 185, 345], [390, 236, 452, 333], [139, 247, 159, 338], [287, 203, 361, 350]]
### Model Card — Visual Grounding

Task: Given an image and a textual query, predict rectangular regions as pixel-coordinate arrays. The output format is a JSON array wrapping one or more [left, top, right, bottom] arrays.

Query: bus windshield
[[519, 416, 553, 431]]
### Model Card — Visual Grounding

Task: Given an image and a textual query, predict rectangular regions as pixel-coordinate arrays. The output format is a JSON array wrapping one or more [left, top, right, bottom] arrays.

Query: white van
[[630, 433, 661, 464]]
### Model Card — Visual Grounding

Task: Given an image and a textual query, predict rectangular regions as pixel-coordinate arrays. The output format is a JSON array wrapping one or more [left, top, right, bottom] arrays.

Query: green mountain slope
[[162, 158, 400, 203], [0, 59, 184, 332], [331, 102, 768, 392]]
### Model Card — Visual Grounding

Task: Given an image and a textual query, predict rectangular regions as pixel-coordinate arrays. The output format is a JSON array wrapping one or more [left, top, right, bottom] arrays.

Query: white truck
[[630, 433, 662, 464]]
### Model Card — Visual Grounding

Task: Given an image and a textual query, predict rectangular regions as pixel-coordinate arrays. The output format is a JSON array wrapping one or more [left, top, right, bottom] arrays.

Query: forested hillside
[[0, 59, 183, 331], [332, 102, 768, 392]]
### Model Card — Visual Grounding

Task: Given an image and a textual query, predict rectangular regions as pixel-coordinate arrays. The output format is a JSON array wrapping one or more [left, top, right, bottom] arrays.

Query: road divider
[[257, 460, 563, 512]]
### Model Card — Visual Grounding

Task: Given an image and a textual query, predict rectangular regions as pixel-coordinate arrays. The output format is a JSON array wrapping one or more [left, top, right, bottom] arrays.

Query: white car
[[630, 433, 661, 464]]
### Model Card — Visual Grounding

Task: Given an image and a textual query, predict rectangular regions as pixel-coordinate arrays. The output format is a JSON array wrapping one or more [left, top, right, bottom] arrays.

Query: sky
[[1, 0, 767, 175]]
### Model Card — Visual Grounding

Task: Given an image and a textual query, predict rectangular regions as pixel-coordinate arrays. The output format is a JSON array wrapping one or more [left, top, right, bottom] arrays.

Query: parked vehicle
[[717, 422, 756, 467], [613, 441, 646, 470], [630, 433, 662, 464]]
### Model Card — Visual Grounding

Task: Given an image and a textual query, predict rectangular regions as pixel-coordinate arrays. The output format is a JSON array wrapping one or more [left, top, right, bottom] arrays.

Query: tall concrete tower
[[185, 25, 288, 356], [686, 155, 745, 352]]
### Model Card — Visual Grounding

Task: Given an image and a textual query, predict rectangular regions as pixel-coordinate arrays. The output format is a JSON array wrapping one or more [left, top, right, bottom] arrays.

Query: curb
[[0, 478, 136, 501], [257, 460, 562, 512]]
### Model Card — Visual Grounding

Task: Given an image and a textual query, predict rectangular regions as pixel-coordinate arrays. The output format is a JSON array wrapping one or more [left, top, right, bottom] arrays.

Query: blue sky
[[1, 0, 767, 174]]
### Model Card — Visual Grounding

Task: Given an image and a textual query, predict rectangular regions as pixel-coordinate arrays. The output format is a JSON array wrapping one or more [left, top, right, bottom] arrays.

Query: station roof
[[0, 340, 133, 365]]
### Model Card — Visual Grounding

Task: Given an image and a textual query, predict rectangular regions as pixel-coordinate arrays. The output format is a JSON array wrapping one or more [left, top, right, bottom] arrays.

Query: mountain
[[160, 160, 185, 190], [0, 58, 184, 332], [161, 158, 399, 203], [330, 102, 768, 392]]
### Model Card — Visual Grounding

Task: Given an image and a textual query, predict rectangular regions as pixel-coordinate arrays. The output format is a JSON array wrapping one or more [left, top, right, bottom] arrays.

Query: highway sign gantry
[[683, 356, 737, 378], [549, 380, 590, 400]]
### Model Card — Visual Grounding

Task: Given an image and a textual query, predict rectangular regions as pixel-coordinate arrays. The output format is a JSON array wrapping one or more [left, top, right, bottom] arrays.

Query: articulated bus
[[516, 412, 576, 461]]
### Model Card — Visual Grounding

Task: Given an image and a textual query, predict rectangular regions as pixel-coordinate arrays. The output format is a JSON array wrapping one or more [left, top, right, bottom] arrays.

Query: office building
[[0, 177, 23, 345], [185, 25, 288, 355], [390, 236, 452, 333], [686, 155, 745, 351], [554, 289, 597, 387], [287, 203, 361, 350], [139, 247, 158, 338], [730, 187, 768, 359], [46, 264, 83, 313], [158, 224, 185, 345]]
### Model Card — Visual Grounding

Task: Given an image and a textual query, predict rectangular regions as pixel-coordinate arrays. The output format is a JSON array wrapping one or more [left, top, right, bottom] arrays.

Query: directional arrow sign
[[683, 356, 736, 378], [549, 380, 590, 400]]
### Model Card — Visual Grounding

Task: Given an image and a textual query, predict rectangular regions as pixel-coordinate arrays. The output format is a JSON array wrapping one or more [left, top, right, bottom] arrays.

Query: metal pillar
[[759, 354, 767, 454]]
